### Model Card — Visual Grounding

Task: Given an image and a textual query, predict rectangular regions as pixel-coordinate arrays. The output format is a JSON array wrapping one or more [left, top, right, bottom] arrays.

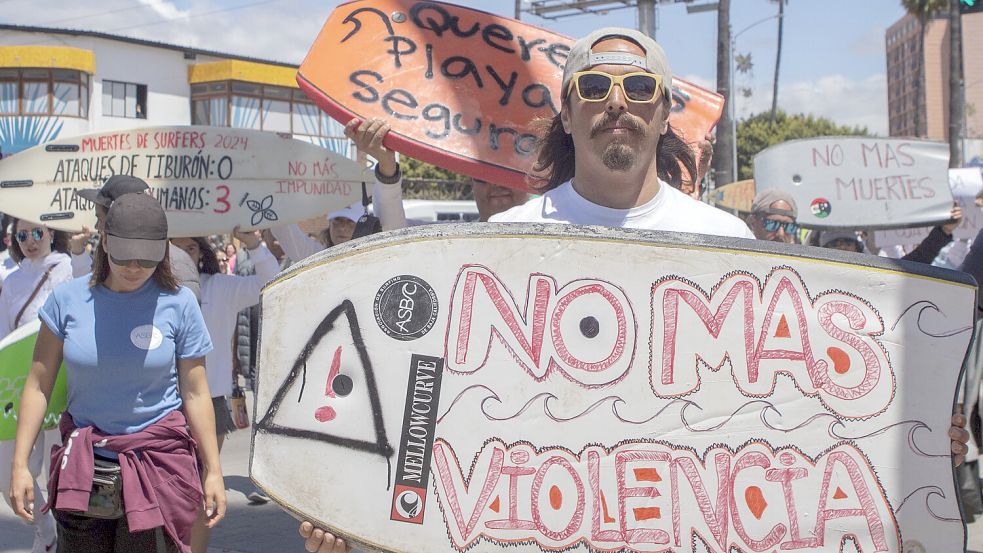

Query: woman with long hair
[[8, 194, 225, 552], [0, 218, 72, 338], [170, 229, 278, 553], [0, 218, 73, 552]]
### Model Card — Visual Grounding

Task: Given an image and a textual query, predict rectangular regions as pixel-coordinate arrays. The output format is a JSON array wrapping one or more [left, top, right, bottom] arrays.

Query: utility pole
[[638, 0, 657, 39], [712, 0, 734, 185], [515, 0, 522, 19], [948, 0, 964, 168]]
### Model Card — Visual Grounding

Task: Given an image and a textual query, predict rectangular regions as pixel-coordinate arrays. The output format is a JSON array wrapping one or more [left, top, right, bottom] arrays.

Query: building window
[[190, 81, 343, 142], [102, 80, 147, 118], [0, 68, 89, 118]]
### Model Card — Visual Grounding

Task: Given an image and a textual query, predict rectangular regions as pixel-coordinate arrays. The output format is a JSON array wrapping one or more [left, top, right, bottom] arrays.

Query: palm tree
[[901, 0, 947, 137], [769, 0, 787, 125]]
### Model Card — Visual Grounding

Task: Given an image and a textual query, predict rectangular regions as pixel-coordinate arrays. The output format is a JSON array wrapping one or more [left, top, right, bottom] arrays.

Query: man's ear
[[560, 108, 572, 135]]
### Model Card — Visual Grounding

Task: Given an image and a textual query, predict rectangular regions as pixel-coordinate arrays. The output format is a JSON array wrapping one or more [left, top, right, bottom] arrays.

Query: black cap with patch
[[104, 193, 168, 262], [78, 175, 150, 208]]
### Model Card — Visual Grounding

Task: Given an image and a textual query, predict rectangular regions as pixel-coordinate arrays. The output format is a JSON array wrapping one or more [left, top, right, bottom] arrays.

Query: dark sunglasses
[[569, 71, 664, 103], [109, 254, 158, 269], [14, 228, 44, 243], [762, 219, 800, 235]]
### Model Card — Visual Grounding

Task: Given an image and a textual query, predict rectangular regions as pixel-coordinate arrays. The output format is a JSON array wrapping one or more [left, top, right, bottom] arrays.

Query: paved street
[[3, 423, 983, 552], [0, 420, 298, 553]]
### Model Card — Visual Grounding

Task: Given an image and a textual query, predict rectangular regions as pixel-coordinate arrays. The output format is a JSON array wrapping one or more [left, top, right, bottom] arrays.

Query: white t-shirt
[[0, 250, 17, 286], [199, 245, 280, 398], [0, 252, 73, 340], [490, 179, 755, 239]]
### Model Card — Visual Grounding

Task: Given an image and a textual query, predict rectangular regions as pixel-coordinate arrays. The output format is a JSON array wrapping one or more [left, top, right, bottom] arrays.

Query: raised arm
[[345, 118, 407, 231], [269, 224, 324, 263], [211, 228, 281, 313]]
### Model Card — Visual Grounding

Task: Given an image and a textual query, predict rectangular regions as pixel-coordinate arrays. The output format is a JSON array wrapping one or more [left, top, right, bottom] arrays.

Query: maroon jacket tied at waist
[[46, 409, 203, 553]]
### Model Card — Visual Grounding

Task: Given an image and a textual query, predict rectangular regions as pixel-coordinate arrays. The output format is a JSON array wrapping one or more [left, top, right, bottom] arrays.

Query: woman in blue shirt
[[8, 193, 225, 552]]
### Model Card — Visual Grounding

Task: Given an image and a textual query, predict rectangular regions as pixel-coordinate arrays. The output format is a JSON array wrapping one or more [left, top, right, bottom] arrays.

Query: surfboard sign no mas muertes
[[0, 320, 68, 441], [0, 126, 366, 237], [251, 225, 975, 553], [297, 0, 724, 190], [875, 168, 983, 252], [753, 137, 955, 230]]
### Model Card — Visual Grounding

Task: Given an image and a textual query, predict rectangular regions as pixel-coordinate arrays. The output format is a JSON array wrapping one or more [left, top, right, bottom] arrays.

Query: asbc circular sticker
[[374, 275, 438, 341], [810, 197, 832, 218], [130, 325, 163, 350]]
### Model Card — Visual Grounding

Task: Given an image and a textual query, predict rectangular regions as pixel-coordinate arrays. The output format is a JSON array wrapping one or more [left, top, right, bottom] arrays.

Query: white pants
[[0, 428, 59, 518]]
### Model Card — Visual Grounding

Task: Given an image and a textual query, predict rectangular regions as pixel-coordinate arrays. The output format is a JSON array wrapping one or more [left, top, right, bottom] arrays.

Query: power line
[[40, 1, 160, 26], [106, 0, 282, 33]]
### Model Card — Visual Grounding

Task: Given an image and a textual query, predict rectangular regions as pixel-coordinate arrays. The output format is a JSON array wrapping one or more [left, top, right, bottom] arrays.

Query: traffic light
[[963, 0, 983, 14]]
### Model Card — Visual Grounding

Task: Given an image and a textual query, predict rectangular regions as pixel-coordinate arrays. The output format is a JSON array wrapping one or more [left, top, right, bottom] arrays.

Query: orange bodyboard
[[299, 0, 724, 190]]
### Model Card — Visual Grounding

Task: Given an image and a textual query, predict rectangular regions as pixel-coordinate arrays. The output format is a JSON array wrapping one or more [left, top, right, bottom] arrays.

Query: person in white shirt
[[488, 28, 752, 239], [0, 217, 18, 289], [299, 26, 971, 553], [270, 203, 366, 265], [169, 229, 279, 553], [0, 219, 73, 553]]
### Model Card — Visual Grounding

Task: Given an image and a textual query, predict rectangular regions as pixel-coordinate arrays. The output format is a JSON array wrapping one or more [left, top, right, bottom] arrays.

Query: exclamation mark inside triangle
[[775, 314, 791, 338], [314, 346, 342, 423]]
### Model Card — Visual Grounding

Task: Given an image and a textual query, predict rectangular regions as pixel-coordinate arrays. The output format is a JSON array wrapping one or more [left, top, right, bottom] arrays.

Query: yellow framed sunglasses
[[569, 71, 665, 103]]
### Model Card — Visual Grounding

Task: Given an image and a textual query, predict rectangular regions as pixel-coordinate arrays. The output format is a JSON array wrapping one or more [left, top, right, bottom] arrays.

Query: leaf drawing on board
[[246, 194, 278, 226]]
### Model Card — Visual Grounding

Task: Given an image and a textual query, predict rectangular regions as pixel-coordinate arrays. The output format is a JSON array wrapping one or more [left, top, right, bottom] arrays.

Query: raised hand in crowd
[[67, 226, 94, 256], [344, 117, 398, 179], [942, 205, 963, 236], [696, 132, 714, 184], [951, 408, 971, 467], [232, 225, 263, 251]]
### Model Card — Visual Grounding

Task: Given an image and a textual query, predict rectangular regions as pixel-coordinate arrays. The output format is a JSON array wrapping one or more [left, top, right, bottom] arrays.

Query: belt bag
[[85, 458, 124, 519]]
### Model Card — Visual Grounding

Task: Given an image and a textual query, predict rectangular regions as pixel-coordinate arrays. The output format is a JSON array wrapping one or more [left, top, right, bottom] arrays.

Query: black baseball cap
[[78, 175, 150, 208], [104, 193, 168, 262]]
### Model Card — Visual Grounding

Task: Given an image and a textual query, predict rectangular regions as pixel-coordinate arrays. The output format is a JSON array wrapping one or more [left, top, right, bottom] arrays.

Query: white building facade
[[0, 25, 350, 157]]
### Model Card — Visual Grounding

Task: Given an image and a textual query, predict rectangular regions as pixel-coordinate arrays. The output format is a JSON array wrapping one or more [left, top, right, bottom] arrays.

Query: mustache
[[589, 112, 644, 138]]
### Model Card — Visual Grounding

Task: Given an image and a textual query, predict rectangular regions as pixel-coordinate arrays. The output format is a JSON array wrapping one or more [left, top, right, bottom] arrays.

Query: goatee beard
[[602, 141, 635, 171]]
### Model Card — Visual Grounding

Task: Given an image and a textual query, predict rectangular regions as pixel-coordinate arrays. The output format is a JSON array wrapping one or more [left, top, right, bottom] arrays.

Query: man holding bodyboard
[[288, 22, 972, 553]]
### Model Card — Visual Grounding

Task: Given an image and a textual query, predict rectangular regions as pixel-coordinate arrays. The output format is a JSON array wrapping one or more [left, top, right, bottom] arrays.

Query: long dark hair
[[191, 237, 221, 275], [8, 218, 70, 263], [90, 240, 179, 291], [0, 214, 8, 253], [530, 114, 698, 193]]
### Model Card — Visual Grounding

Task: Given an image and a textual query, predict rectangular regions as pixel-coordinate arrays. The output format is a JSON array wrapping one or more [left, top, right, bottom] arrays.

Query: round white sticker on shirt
[[130, 325, 163, 350]]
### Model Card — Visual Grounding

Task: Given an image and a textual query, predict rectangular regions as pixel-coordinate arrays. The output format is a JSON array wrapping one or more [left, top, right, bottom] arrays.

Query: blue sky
[[3, 0, 915, 133]]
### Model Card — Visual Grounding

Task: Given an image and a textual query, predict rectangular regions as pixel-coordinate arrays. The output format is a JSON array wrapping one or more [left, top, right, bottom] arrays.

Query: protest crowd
[[0, 21, 980, 553]]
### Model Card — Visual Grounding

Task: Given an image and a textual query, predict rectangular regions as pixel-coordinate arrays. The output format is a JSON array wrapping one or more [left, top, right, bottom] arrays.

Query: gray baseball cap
[[751, 189, 798, 219], [78, 175, 150, 208], [561, 27, 673, 101], [819, 230, 864, 251], [104, 193, 168, 262]]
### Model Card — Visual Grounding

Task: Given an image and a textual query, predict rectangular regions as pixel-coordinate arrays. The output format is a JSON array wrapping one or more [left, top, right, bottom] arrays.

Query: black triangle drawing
[[256, 300, 393, 461]]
